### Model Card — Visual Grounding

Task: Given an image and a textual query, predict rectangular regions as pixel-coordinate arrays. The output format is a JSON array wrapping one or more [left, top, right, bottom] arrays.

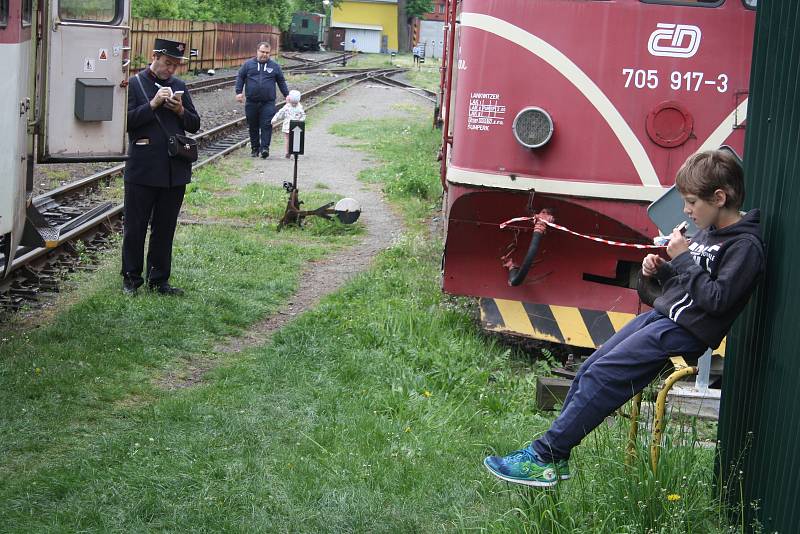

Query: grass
[[330, 110, 442, 225], [35, 168, 72, 191], [184, 154, 365, 239], [0, 106, 752, 532]]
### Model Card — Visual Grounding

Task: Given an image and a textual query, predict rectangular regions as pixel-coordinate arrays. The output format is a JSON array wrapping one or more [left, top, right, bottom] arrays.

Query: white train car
[[0, 0, 130, 275]]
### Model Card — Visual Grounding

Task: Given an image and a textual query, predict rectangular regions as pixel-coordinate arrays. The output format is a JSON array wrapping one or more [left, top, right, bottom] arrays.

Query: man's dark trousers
[[245, 100, 276, 152], [532, 310, 707, 462], [121, 182, 186, 288]]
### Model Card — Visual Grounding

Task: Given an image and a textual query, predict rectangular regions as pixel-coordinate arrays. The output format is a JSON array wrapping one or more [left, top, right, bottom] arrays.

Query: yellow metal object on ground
[[626, 392, 643, 467], [650, 365, 698, 472]]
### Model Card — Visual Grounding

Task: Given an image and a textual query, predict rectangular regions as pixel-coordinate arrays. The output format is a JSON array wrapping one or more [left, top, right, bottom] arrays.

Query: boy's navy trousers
[[245, 100, 276, 152], [532, 310, 707, 462]]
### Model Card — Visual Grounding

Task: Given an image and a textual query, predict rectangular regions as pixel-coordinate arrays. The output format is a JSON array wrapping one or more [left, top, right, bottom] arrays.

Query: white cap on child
[[288, 90, 301, 103]]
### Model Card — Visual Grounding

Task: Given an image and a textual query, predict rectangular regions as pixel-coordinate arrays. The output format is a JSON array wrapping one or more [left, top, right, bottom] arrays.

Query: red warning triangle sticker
[[100, 50, 107, 60]]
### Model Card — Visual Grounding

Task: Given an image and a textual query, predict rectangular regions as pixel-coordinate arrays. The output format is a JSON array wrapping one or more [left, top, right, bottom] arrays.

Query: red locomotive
[[439, 0, 756, 350]]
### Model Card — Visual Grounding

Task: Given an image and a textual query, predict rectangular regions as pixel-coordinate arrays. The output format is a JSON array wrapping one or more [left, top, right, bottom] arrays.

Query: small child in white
[[271, 89, 306, 158]]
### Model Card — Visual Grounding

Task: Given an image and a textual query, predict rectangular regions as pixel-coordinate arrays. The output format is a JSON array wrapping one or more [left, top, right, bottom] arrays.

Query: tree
[[132, 0, 293, 26], [397, 0, 433, 52], [405, 0, 433, 19], [292, 0, 343, 13]]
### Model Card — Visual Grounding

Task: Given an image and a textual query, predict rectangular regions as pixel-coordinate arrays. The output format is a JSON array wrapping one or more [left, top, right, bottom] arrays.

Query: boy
[[484, 149, 765, 487]]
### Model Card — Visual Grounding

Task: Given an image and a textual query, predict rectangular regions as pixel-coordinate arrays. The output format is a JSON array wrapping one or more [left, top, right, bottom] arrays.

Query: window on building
[[302, 19, 309, 29], [641, 0, 723, 6], [439, 4, 446, 13], [59, 0, 120, 23], [22, 0, 32, 26], [0, 0, 9, 29]]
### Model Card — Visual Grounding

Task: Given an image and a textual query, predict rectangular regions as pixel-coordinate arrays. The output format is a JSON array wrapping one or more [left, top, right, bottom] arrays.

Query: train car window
[[59, 0, 121, 23], [641, 0, 724, 6], [21, 0, 32, 26], [302, 19, 309, 29], [742, 0, 756, 8], [0, 0, 8, 29]]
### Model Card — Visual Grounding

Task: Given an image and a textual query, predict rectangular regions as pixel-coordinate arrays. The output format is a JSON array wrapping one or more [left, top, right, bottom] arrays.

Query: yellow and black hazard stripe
[[480, 297, 728, 354], [480, 298, 637, 349]]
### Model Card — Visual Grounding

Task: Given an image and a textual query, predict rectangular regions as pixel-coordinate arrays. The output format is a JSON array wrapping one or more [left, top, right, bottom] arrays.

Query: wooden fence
[[130, 18, 282, 74]]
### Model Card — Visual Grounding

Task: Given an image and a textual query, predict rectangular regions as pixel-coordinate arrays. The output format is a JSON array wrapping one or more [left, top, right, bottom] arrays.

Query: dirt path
[[160, 84, 433, 387]]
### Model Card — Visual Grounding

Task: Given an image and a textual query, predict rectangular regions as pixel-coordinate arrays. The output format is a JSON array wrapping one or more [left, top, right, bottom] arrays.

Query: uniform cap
[[153, 38, 188, 60]]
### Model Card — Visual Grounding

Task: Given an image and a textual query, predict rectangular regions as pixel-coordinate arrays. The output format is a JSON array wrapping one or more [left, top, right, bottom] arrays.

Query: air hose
[[508, 210, 554, 286]]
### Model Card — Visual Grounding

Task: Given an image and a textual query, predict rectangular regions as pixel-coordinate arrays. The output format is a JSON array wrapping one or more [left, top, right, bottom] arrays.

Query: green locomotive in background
[[285, 12, 326, 51]]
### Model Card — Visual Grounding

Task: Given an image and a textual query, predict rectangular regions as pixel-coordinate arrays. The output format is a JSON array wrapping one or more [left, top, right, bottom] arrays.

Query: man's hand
[[236, 93, 244, 103], [150, 87, 172, 110], [642, 254, 665, 277], [666, 226, 690, 259], [163, 94, 184, 116]]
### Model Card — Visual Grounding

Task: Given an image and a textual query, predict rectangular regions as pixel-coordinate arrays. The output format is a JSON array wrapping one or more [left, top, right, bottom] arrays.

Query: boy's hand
[[236, 93, 244, 103], [666, 226, 690, 259], [642, 254, 665, 277]]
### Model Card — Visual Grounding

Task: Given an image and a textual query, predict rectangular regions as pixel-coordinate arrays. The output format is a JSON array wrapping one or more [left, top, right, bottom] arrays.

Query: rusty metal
[[277, 156, 337, 230]]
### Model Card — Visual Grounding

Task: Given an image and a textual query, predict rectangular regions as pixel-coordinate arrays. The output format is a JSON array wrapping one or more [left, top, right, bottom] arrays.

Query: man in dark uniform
[[121, 38, 201, 296], [235, 41, 290, 158]]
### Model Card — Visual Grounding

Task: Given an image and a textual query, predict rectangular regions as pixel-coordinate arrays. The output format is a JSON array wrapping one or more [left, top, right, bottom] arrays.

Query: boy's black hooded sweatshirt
[[653, 209, 765, 349]]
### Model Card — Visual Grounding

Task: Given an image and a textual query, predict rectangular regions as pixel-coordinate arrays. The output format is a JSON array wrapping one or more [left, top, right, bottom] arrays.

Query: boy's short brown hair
[[675, 150, 745, 209]]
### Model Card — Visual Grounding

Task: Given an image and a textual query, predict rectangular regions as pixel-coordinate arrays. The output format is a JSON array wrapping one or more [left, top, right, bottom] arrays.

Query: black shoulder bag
[[135, 75, 198, 163]]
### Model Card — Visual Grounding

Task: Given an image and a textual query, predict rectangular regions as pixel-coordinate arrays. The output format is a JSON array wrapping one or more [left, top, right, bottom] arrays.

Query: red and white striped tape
[[500, 216, 665, 250]]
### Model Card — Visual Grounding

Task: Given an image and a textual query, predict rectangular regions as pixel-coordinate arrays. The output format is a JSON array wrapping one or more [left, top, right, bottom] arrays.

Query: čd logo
[[647, 23, 702, 58]]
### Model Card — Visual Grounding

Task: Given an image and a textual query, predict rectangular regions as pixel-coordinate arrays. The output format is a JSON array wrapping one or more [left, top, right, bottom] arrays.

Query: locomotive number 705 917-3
[[621, 68, 729, 93]]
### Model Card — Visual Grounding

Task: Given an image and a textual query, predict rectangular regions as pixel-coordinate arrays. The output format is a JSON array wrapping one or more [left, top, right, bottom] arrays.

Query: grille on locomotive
[[512, 107, 554, 149]]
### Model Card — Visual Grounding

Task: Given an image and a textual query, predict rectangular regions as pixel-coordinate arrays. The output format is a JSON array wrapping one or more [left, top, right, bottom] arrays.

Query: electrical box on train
[[38, 0, 131, 162]]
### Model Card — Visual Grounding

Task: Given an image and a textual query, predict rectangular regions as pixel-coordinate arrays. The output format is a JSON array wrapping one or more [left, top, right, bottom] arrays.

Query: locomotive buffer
[[278, 121, 361, 229]]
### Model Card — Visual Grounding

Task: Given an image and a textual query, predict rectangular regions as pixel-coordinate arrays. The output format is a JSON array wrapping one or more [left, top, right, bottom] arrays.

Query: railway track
[[0, 68, 414, 316], [187, 52, 360, 94], [369, 73, 438, 103]]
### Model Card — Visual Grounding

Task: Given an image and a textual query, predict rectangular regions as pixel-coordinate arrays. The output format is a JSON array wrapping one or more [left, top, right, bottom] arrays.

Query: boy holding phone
[[484, 150, 766, 487]]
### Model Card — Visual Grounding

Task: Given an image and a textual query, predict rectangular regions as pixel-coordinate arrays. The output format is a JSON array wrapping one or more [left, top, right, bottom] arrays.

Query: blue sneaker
[[483, 445, 558, 487]]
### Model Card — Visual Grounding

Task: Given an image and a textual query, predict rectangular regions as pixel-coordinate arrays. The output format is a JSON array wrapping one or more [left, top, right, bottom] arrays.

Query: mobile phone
[[676, 221, 689, 234], [173, 90, 184, 97]]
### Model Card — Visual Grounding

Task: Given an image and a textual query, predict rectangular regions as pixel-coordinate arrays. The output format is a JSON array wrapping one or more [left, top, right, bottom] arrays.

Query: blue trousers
[[245, 100, 276, 152], [532, 310, 707, 462]]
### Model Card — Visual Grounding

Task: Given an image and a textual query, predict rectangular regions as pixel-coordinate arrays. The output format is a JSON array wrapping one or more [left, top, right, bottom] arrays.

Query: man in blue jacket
[[235, 41, 290, 158], [122, 38, 201, 296]]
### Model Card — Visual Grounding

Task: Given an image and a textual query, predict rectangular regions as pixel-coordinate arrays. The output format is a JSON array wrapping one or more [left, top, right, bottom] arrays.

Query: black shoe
[[261, 149, 269, 159], [149, 283, 185, 296], [123, 285, 138, 296], [250, 150, 259, 157], [123, 274, 141, 295]]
